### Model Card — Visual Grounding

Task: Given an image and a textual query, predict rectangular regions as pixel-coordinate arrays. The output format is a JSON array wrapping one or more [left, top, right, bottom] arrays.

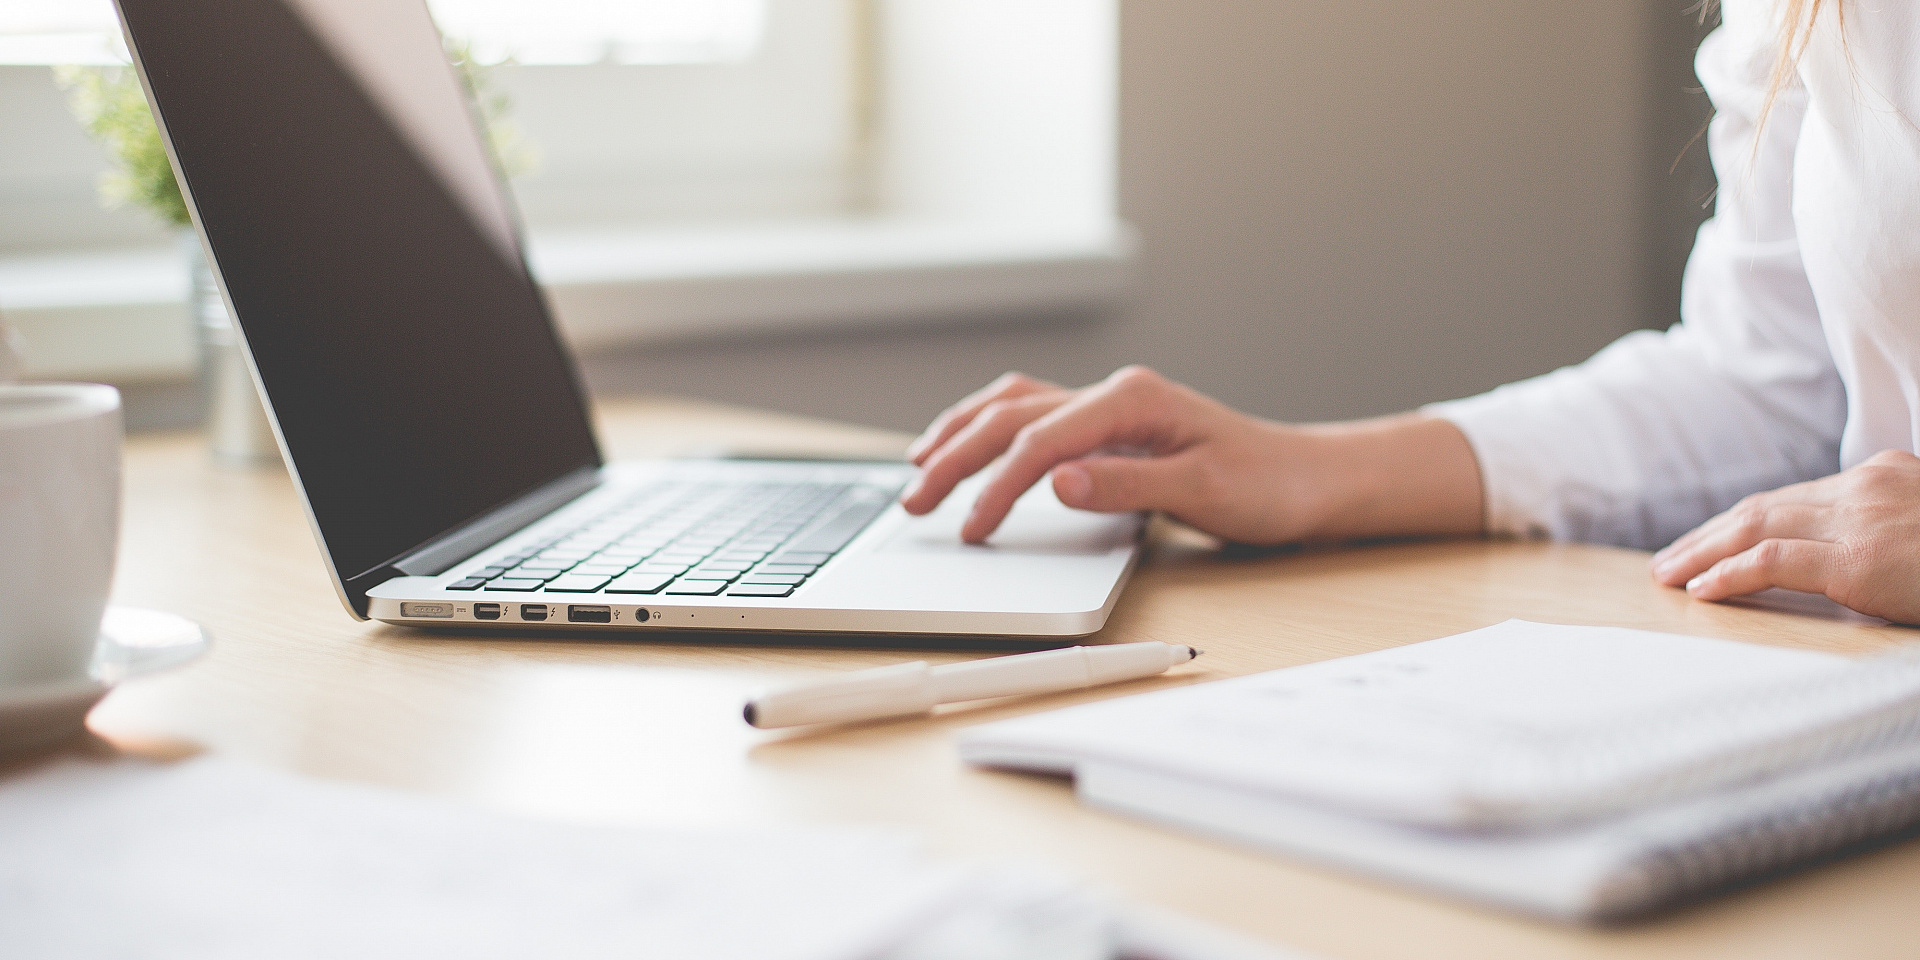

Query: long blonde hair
[[1758, 0, 1842, 129]]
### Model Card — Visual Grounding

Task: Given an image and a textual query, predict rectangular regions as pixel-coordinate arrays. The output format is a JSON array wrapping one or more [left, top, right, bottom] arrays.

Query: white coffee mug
[[0, 383, 122, 689]]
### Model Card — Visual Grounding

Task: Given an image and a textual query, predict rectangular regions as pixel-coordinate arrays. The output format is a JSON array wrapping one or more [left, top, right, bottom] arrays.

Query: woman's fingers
[[1685, 538, 1842, 602], [960, 369, 1182, 542], [900, 391, 1069, 515], [906, 373, 1060, 466], [1669, 453, 1920, 624], [1651, 474, 1846, 579], [1051, 452, 1205, 514], [1651, 502, 1828, 587]]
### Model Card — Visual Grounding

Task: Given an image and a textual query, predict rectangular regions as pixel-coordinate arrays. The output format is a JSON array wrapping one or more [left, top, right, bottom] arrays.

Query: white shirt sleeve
[[1423, 6, 1846, 551]]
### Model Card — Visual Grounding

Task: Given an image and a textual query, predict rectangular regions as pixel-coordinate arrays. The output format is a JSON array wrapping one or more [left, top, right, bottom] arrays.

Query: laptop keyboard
[[444, 478, 902, 600]]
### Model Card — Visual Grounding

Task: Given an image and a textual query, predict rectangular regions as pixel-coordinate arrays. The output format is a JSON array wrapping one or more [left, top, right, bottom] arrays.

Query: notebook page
[[1078, 734, 1920, 922], [960, 621, 1849, 829]]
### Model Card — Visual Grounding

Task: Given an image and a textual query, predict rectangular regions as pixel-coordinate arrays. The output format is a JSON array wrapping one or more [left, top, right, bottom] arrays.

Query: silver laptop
[[113, 0, 1142, 642]]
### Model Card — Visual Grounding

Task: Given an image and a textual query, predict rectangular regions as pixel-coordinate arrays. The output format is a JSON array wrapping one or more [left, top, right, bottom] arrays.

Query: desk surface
[[93, 397, 1920, 960]]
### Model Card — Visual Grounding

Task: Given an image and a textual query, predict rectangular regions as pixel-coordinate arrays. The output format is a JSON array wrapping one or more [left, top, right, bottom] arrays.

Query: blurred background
[[0, 0, 1716, 434]]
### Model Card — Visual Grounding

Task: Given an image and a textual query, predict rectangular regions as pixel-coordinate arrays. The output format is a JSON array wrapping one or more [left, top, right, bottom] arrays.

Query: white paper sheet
[[0, 757, 1309, 960], [0, 758, 968, 960]]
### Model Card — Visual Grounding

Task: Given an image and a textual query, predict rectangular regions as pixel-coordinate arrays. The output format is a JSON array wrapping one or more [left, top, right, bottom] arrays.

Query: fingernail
[[901, 475, 924, 502], [961, 511, 987, 544], [1053, 464, 1092, 507], [1686, 574, 1707, 593]]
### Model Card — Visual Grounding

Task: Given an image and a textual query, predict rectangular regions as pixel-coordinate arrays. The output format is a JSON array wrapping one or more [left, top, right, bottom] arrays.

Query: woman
[[899, 0, 1920, 624]]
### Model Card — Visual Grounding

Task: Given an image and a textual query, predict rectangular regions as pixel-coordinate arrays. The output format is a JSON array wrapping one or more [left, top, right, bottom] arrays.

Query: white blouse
[[1429, 0, 1920, 551]]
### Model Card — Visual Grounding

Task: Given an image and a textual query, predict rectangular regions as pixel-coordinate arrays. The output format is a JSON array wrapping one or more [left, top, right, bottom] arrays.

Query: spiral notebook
[[959, 620, 1920, 922]]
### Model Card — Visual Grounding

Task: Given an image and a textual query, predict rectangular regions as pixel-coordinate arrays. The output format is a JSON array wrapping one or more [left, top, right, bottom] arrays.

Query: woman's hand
[[899, 366, 1485, 545], [1651, 451, 1920, 624]]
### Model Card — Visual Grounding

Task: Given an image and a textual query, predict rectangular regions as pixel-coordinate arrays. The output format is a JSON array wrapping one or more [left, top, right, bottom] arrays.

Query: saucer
[[0, 607, 210, 755]]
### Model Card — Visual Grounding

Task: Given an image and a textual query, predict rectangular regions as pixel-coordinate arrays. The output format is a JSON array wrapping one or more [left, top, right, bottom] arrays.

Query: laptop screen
[[114, 0, 601, 585]]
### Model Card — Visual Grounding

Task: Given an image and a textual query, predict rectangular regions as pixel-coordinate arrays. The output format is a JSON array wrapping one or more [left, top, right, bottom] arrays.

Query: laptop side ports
[[472, 602, 501, 621], [520, 603, 549, 622]]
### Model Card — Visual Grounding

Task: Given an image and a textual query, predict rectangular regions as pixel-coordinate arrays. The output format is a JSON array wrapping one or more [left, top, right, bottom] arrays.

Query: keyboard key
[[446, 578, 488, 590], [770, 551, 830, 565], [737, 573, 805, 585], [484, 578, 546, 591], [652, 551, 710, 564], [544, 574, 612, 592], [473, 566, 511, 578], [605, 573, 674, 594], [515, 558, 575, 571], [755, 563, 818, 576], [787, 494, 890, 554], [507, 567, 559, 581], [713, 551, 767, 563], [665, 579, 729, 596], [686, 567, 744, 582], [693, 559, 754, 572], [630, 562, 690, 575], [570, 563, 631, 577], [728, 583, 795, 597]]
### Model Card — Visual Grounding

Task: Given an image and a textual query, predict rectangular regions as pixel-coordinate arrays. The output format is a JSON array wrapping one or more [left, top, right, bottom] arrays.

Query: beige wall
[[582, 0, 1716, 432]]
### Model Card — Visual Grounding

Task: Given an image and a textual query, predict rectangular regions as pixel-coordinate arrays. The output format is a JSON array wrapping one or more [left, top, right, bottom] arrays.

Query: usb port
[[567, 604, 612, 623], [520, 604, 549, 622], [472, 602, 501, 620]]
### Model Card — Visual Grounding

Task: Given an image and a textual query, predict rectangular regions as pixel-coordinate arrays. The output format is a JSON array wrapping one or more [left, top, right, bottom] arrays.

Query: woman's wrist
[[1292, 414, 1485, 542]]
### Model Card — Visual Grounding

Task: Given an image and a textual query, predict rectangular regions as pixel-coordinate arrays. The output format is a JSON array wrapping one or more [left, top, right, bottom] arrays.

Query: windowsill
[[0, 217, 1135, 383]]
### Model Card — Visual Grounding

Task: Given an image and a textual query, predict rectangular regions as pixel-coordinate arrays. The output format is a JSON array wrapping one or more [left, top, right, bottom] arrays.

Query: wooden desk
[[92, 397, 1919, 959]]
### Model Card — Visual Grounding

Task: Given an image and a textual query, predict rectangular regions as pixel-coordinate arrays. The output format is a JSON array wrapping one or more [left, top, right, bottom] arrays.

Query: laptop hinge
[[391, 465, 602, 577]]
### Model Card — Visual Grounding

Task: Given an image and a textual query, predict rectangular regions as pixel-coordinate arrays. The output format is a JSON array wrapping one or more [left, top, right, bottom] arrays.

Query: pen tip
[[1189, 647, 1202, 659], [742, 702, 759, 727]]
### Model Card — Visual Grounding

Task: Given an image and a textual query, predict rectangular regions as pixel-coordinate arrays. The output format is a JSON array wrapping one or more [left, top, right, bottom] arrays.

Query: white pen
[[743, 641, 1201, 728]]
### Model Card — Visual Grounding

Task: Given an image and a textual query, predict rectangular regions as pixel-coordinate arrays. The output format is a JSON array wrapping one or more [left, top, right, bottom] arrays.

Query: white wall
[[582, 0, 1712, 429], [878, 0, 1115, 227]]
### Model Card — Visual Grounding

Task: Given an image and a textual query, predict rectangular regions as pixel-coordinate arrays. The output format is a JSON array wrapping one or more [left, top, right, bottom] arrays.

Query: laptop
[[111, 0, 1143, 642]]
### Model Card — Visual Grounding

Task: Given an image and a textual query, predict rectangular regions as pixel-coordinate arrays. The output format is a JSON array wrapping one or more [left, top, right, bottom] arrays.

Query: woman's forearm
[[1291, 414, 1486, 541]]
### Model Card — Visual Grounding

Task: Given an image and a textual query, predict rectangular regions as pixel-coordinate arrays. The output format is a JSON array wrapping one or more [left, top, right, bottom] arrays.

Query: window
[[0, 0, 848, 248], [0, 0, 768, 65], [430, 0, 765, 66], [0, 0, 1125, 384]]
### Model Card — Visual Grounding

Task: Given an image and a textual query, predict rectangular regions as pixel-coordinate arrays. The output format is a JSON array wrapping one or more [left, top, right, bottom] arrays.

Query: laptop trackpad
[[879, 478, 1139, 556]]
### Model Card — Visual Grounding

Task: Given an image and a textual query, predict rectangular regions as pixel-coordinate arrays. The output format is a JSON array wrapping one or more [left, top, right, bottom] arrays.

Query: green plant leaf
[[54, 64, 190, 228]]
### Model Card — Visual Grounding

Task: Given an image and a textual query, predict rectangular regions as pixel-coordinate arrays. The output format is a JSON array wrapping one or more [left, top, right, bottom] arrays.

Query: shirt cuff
[[1422, 391, 1561, 541]]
